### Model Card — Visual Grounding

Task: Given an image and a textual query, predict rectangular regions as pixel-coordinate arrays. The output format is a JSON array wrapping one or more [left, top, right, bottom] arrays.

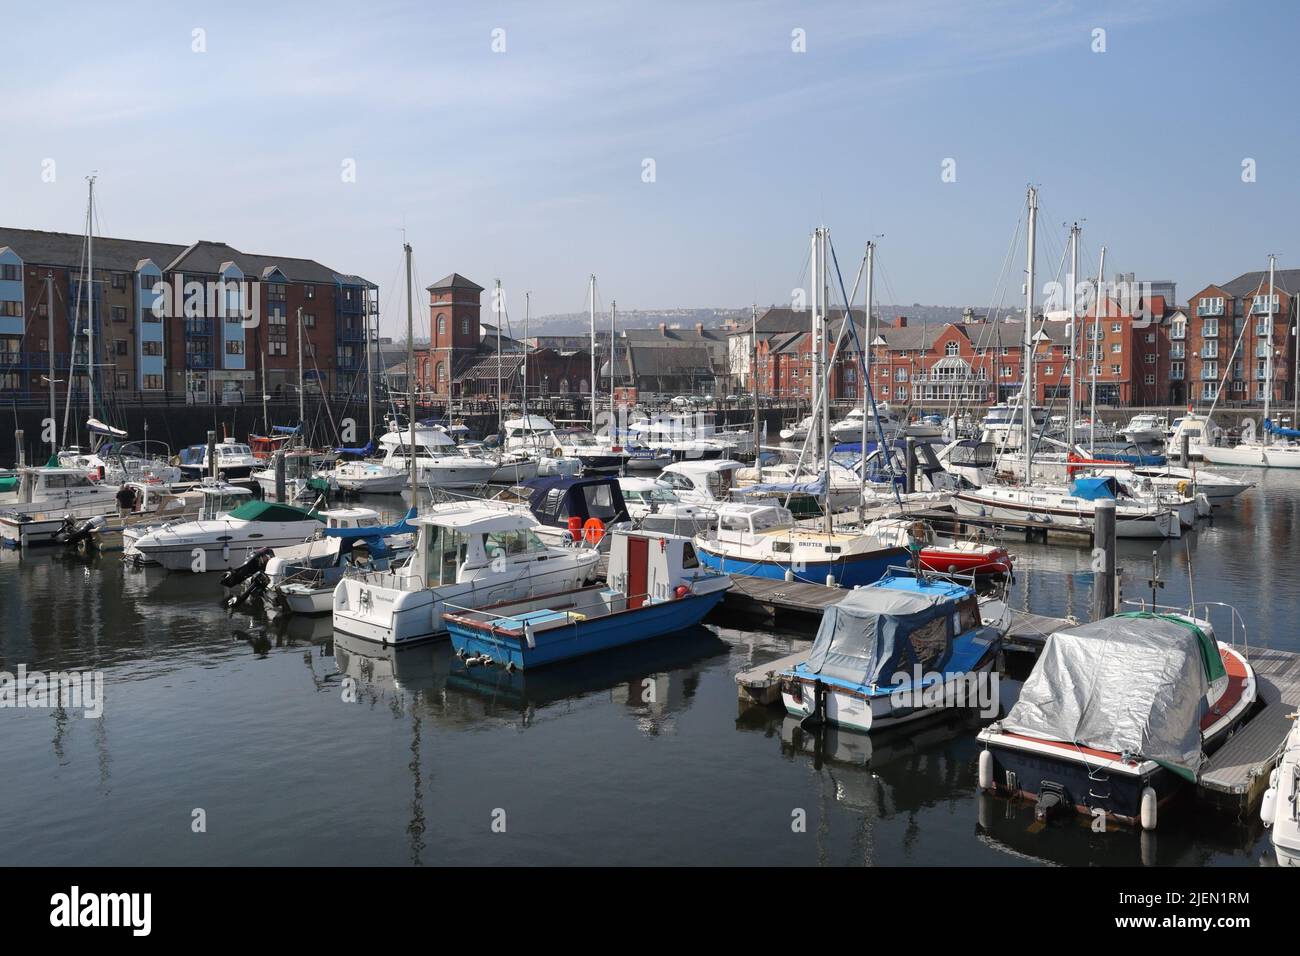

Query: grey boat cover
[[1001, 613, 1220, 779], [802, 578, 966, 687]]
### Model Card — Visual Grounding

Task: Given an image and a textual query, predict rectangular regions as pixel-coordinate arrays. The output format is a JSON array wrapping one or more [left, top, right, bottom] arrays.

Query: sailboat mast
[[404, 243, 417, 500], [46, 273, 56, 455], [87, 175, 95, 430], [1022, 186, 1037, 477], [1068, 223, 1079, 450], [495, 278, 503, 434], [1265, 254, 1276, 435], [818, 227, 833, 535], [522, 292, 530, 420], [609, 299, 616, 432], [809, 229, 819, 460], [751, 302, 761, 481], [296, 306, 305, 432], [589, 273, 596, 431], [1090, 246, 1106, 455], [861, 240, 874, 509], [364, 284, 374, 444]]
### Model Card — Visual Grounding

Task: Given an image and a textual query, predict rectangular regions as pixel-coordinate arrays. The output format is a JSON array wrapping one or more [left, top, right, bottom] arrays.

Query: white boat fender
[[978, 749, 993, 791], [825, 572, 835, 587], [1261, 787, 1277, 828], [784, 568, 794, 583], [1140, 786, 1158, 831]]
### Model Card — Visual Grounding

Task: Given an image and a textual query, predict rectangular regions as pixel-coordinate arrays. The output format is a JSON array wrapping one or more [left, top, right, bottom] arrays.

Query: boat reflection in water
[[445, 626, 728, 731]]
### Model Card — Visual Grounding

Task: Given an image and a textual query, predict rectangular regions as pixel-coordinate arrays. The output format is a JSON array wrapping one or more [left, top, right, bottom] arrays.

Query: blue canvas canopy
[[1070, 476, 1120, 500], [272, 424, 301, 434], [733, 472, 828, 497], [333, 439, 377, 458], [320, 507, 416, 557], [800, 576, 970, 688], [1265, 418, 1300, 439], [522, 476, 629, 528]]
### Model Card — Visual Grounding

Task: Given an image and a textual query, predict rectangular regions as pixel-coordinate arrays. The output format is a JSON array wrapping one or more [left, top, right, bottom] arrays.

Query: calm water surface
[[2, 471, 1298, 866]]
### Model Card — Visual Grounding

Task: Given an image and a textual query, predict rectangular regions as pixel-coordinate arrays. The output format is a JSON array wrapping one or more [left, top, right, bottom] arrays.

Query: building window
[[305, 285, 315, 300], [437, 362, 446, 384], [437, 314, 446, 337], [226, 340, 244, 355], [1144, 374, 1155, 386], [0, 264, 18, 281], [142, 341, 162, 356], [115, 372, 129, 389], [1111, 322, 1122, 333], [1144, 353, 1155, 364], [462, 318, 471, 336], [114, 340, 128, 356], [269, 310, 286, 326], [1043, 366, 1053, 376], [1110, 364, 1120, 375], [302, 313, 316, 327], [111, 273, 126, 290], [111, 306, 127, 322], [143, 375, 163, 390], [0, 301, 21, 317], [269, 340, 288, 356], [945, 342, 958, 356], [1111, 343, 1121, 353]]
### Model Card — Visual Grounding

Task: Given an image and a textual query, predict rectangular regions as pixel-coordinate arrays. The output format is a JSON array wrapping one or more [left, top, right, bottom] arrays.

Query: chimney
[[695, 322, 704, 334], [658, 323, 667, 336], [896, 316, 908, 328]]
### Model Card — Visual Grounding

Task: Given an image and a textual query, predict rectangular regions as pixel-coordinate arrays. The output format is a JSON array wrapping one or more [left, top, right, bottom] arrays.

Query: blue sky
[[2, 0, 1297, 337]]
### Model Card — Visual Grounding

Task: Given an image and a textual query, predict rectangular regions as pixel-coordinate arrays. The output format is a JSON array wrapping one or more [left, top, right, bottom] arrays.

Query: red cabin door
[[626, 536, 650, 609]]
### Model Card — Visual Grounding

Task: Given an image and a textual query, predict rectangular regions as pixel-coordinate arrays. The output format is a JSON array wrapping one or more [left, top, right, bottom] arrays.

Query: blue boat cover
[[1265, 418, 1300, 439], [799, 575, 971, 688], [321, 506, 417, 542], [522, 476, 629, 526], [1070, 476, 1120, 500], [334, 439, 377, 457], [734, 472, 828, 497]]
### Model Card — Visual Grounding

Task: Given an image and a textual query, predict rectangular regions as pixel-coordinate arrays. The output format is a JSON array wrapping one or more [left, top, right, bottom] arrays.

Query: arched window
[[437, 362, 446, 385], [578, 379, 589, 393], [558, 378, 570, 394], [437, 314, 446, 337], [945, 341, 959, 356]]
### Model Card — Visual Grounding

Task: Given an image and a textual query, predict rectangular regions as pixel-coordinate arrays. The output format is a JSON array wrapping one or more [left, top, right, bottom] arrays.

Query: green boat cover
[[227, 501, 320, 523]]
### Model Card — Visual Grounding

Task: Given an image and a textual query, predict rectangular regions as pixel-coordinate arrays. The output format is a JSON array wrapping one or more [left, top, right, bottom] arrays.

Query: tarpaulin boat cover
[[1265, 418, 1300, 439], [1070, 476, 1120, 500], [1001, 613, 1223, 780], [801, 577, 968, 687], [733, 471, 828, 497]]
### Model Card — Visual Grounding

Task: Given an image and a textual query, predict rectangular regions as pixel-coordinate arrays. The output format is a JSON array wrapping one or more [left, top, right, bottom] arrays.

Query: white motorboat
[[980, 399, 1049, 450], [124, 492, 321, 572], [0, 466, 119, 510], [0, 481, 201, 547], [177, 440, 259, 480], [550, 427, 625, 473], [1167, 413, 1220, 459], [1118, 413, 1167, 445], [378, 428, 498, 488], [829, 405, 904, 443], [779, 415, 813, 442], [259, 507, 416, 615], [1261, 712, 1300, 866], [59, 441, 181, 487], [252, 449, 331, 502], [618, 476, 716, 534], [331, 459, 410, 494], [332, 501, 601, 644], [953, 476, 1180, 539]]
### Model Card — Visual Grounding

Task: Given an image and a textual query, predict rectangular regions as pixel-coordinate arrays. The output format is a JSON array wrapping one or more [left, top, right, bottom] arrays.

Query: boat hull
[[952, 491, 1178, 539], [1199, 443, 1300, 469], [445, 589, 726, 669], [695, 542, 909, 588]]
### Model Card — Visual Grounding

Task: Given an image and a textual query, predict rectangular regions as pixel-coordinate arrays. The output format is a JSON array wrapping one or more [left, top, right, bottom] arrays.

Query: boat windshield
[[580, 482, 623, 520], [705, 468, 733, 499], [485, 528, 547, 557], [220, 445, 252, 457]]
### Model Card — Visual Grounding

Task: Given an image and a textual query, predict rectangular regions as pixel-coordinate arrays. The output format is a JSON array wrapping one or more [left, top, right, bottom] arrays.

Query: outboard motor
[[56, 515, 107, 554], [221, 547, 274, 610], [221, 547, 274, 589], [1034, 780, 1069, 822]]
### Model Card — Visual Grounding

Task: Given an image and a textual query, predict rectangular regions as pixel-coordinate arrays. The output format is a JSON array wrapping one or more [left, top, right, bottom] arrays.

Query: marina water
[[2, 471, 1297, 866]]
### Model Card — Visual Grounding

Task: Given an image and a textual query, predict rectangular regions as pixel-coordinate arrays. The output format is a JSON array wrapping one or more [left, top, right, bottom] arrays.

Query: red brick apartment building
[[0, 227, 375, 405], [1185, 268, 1298, 407]]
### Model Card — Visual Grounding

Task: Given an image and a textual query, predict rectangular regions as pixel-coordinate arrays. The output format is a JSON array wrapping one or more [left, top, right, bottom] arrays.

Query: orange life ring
[[582, 517, 605, 545]]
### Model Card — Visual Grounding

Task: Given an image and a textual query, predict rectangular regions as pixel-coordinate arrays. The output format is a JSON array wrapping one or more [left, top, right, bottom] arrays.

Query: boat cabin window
[[579, 483, 622, 520], [705, 469, 733, 499], [750, 508, 793, 532], [220, 444, 252, 457], [661, 472, 695, 492], [423, 525, 468, 585], [541, 488, 567, 520], [486, 528, 547, 558], [719, 513, 751, 534], [681, 541, 699, 569]]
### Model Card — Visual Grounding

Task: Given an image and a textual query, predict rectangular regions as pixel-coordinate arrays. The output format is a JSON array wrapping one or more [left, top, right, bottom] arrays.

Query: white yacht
[[252, 449, 330, 502], [1198, 418, 1300, 469], [378, 428, 498, 488], [177, 440, 259, 480], [332, 501, 601, 644], [59, 442, 181, 487], [0, 466, 119, 509], [779, 415, 813, 442], [953, 476, 1180, 539], [618, 476, 716, 534], [829, 404, 903, 443], [1261, 712, 1300, 867], [124, 490, 321, 571], [980, 400, 1049, 450], [331, 459, 410, 494], [1119, 413, 1167, 445]]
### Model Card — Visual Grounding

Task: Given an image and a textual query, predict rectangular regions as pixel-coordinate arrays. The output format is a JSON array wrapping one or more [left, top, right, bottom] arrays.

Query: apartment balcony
[[184, 318, 214, 337], [185, 352, 214, 370], [337, 326, 366, 343], [1169, 370, 1184, 381], [1168, 345, 1185, 359], [1200, 369, 1219, 381], [1196, 301, 1225, 317]]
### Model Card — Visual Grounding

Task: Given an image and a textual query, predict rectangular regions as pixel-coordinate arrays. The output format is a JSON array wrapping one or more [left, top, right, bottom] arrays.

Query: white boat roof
[[503, 415, 556, 431], [415, 503, 537, 533], [662, 459, 744, 476], [618, 476, 670, 491], [198, 483, 253, 497], [379, 428, 455, 447], [318, 507, 380, 519]]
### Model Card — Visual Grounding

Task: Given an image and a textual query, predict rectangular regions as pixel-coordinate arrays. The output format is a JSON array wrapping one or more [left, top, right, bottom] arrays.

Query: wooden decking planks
[[735, 650, 808, 706], [1199, 647, 1300, 810]]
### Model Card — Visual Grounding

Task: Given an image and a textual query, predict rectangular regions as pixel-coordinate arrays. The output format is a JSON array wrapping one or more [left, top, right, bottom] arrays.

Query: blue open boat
[[442, 531, 730, 669]]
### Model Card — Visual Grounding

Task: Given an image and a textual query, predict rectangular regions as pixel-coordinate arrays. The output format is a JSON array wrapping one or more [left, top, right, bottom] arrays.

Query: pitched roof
[[426, 273, 484, 292], [0, 227, 369, 286], [1219, 268, 1300, 298], [626, 344, 715, 376], [0, 227, 185, 273]]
